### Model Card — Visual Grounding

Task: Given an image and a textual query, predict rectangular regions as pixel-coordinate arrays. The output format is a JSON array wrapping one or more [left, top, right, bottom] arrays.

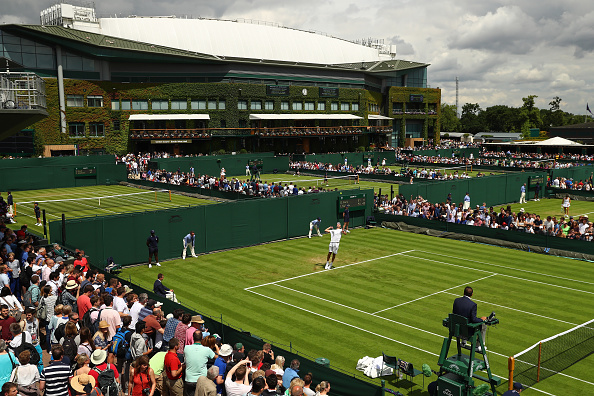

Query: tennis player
[[324, 222, 345, 270]]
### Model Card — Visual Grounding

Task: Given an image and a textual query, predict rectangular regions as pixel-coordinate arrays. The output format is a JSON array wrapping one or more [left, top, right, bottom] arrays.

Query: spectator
[[19, 308, 42, 373], [129, 355, 156, 396], [262, 343, 275, 366], [93, 321, 111, 350], [314, 381, 330, 395], [0, 340, 17, 389], [130, 293, 148, 327], [61, 280, 79, 313], [233, 342, 245, 362], [196, 365, 218, 396], [283, 359, 300, 389], [6, 253, 19, 299], [275, 356, 285, 370], [262, 373, 279, 396], [9, 350, 39, 396], [246, 376, 266, 396], [163, 338, 184, 396], [225, 358, 251, 396], [0, 383, 18, 396], [77, 285, 94, 320], [113, 286, 130, 316], [0, 287, 22, 321], [213, 344, 233, 394], [115, 315, 133, 395], [185, 315, 205, 348], [99, 295, 121, 339], [163, 309, 183, 346], [184, 330, 218, 395], [27, 275, 41, 307], [149, 350, 166, 395], [70, 372, 101, 396], [89, 349, 120, 388], [73, 353, 91, 377], [173, 314, 191, 357], [0, 305, 16, 342], [60, 322, 79, 364], [288, 378, 305, 396], [303, 373, 315, 396], [130, 321, 152, 360], [39, 345, 72, 396]]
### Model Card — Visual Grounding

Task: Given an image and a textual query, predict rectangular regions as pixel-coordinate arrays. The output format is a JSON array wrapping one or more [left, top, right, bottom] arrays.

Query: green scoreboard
[[338, 193, 366, 213], [74, 167, 97, 178]]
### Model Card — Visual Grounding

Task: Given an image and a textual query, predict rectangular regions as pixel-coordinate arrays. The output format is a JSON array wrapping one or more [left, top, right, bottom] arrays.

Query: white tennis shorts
[[329, 242, 339, 254]]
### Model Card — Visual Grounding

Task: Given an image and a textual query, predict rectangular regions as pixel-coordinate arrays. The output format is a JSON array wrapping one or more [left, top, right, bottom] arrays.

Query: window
[[131, 100, 148, 110], [331, 102, 339, 111], [292, 102, 303, 111], [191, 100, 206, 110], [208, 100, 217, 109], [68, 122, 85, 138], [87, 95, 103, 107], [340, 103, 349, 111], [152, 100, 168, 110], [121, 100, 131, 110], [112, 119, 120, 130], [317, 102, 325, 111], [281, 101, 289, 110], [352, 103, 359, 111], [304, 102, 315, 111], [219, 100, 226, 110], [171, 100, 187, 110], [251, 101, 262, 110], [237, 100, 248, 110], [89, 123, 105, 137], [66, 95, 83, 107], [111, 101, 120, 111], [265, 101, 274, 110]]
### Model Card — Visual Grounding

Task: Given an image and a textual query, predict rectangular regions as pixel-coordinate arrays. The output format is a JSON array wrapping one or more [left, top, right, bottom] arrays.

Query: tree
[[460, 103, 486, 134], [483, 105, 516, 132], [439, 103, 460, 132]]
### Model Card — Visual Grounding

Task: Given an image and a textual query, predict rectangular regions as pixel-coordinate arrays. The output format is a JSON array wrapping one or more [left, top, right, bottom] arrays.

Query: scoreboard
[[74, 167, 97, 178], [338, 193, 366, 213]]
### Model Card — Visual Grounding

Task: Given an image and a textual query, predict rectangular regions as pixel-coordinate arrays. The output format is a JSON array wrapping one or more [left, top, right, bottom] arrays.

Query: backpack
[[62, 335, 78, 363], [53, 322, 66, 343], [22, 285, 38, 308], [82, 308, 101, 334], [94, 364, 119, 396], [109, 328, 132, 360], [13, 333, 40, 365]]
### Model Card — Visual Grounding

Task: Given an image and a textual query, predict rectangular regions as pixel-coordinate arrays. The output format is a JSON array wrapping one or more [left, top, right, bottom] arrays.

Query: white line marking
[[401, 254, 594, 296], [245, 250, 415, 290], [414, 250, 594, 287], [246, 288, 439, 356], [372, 274, 497, 314]]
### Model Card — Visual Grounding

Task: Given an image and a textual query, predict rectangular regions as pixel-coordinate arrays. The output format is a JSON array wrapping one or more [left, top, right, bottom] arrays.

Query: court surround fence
[[49, 188, 374, 269]]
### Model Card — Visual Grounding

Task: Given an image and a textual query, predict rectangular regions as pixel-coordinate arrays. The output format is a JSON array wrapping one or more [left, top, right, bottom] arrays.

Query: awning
[[128, 114, 210, 121], [368, 114, 393, 120], [249, 113, 363, 120]]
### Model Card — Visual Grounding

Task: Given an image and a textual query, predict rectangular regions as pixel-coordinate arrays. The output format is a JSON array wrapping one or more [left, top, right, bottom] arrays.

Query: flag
[[588, 103, 594, 116]]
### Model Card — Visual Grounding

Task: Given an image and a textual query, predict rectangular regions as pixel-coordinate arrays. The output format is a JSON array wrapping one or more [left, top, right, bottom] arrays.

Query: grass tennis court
[[9, 185, 216, 235], [120, 227, 594, 395], [494, 198, 594, 220]]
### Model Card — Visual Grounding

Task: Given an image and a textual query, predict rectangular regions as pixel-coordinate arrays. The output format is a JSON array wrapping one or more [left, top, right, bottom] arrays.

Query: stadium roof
[[368, 114, 393, 120], [534, 137, 582, 146]]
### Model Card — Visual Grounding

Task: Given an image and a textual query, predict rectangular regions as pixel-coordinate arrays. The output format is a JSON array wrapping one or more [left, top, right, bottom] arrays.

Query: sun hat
[[98, 320, 109, 330], [90, 349, 107, 365], [191, 315, 204, 324], [70, 373, 96, 393], [65, 280, 78, 290], [219, 344, 233, 357]]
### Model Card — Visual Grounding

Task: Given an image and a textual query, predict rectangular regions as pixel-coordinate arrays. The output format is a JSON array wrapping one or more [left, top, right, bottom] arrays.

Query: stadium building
[[0, 2, 440, 156]]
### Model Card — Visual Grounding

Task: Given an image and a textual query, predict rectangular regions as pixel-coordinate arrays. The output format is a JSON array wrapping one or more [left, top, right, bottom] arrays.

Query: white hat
[[90, 349, 107, 365], [219, 344, 233, 357]]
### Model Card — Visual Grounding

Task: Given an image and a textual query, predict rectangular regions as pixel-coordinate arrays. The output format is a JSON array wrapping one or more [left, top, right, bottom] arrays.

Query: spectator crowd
[[0, 221, 332, 396]]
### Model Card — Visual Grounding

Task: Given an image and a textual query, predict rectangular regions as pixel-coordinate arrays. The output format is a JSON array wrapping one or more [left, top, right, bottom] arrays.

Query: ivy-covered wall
[[388, 87, 441, 147], [30, 78, 435, 155]]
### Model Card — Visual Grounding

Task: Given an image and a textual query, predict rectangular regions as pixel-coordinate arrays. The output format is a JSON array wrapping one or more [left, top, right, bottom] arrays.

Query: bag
[[94, 364, 119, 396], [22, 286, 37, 308], [109, 328, 132, 359], [62, 335, 78, 363], [142, 372, 151, 396], [53, 322, 66, 343], [13, 333, 40, 365], [35, 297, 47, 321], [82, 308, 101, 334]]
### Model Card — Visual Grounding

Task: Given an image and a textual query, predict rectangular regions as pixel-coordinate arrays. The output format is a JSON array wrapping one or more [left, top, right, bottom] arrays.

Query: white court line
[[246, 288, 439, 356], [249, 288, 561, 394], [245, 250, 416, 290], [372, 274, 497, 314], [414, 250, 594, 287], [440, 292, 580, 326], [401, 254, 594, 296]]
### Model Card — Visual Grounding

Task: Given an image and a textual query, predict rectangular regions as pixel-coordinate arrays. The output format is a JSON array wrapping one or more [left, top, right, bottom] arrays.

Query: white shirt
[[130, 301, 144, 326], [329, 229, 343, 244], [9, 331, 32, 350], [113, 296, 129, 314], [10, 363, 39, 387], [225, 378, 251, 396]]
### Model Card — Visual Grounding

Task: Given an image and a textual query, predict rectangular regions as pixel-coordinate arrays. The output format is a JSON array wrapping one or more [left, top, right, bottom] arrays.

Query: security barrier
[[0, 155, 126, 190], [49, 188, 374, 269]]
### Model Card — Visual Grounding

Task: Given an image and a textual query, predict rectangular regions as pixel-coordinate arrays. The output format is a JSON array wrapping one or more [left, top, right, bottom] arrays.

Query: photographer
[[225, 358, 251, 396]]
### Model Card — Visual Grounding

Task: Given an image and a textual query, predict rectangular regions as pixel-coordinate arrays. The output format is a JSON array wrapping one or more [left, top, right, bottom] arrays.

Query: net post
[[155, 191, 157, 202], [169, 190, 171, 201], [61, 213, 66, 245], [42, 209, 47, 237], [508, 356, 515, 391], [13, 203, 16, 216], [537, 342, 542, 382], [357, 174, 360, 184]]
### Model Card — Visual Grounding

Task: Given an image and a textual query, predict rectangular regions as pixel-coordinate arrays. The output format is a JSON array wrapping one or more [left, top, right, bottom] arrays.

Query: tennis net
[[15, 190, 171, 218], [275, 174, 359, 188], [510, 318, 594, 388]]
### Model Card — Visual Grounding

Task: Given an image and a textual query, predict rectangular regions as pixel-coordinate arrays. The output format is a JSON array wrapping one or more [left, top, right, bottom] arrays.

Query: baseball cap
[[150, 229, 155, 234], [513, 382, 525, 390], [234, 342, 243, 350]]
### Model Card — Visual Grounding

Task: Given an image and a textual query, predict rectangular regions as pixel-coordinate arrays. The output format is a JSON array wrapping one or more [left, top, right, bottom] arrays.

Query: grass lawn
[[120, 227, 594, 395], [227, 172, 400, 195], [387, 165, 508, 178], [493, 197, 594, 219], [8, 185, 216, 236]]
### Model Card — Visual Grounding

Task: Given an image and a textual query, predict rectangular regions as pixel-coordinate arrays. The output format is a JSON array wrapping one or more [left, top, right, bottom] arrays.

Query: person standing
[[519, 184, 527, 204], [182, 232, 197, 260], [562, 194, 571, 216], [324, 222, 344, 270], [342, 205, 350, 233], [308, 218, 322, 239], [163, 338, 184, 396], [6, 192, 13, 218], [33, 203, 41, 227], [534, 182, 541, 201], [184, 331, 218, 395], [463, 193, 471, 211], [147, 230, 160, 269], [39, 345, 72, 396]]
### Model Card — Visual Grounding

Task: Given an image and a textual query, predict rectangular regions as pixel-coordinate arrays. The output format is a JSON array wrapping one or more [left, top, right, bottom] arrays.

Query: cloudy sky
[[2, 0, 593, 115]]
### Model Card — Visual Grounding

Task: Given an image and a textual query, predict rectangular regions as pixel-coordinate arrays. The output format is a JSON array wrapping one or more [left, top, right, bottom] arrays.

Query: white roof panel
[[89, 18, 385, 64], [368, 114, 393, 120], [249, 114, 362, 120]]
